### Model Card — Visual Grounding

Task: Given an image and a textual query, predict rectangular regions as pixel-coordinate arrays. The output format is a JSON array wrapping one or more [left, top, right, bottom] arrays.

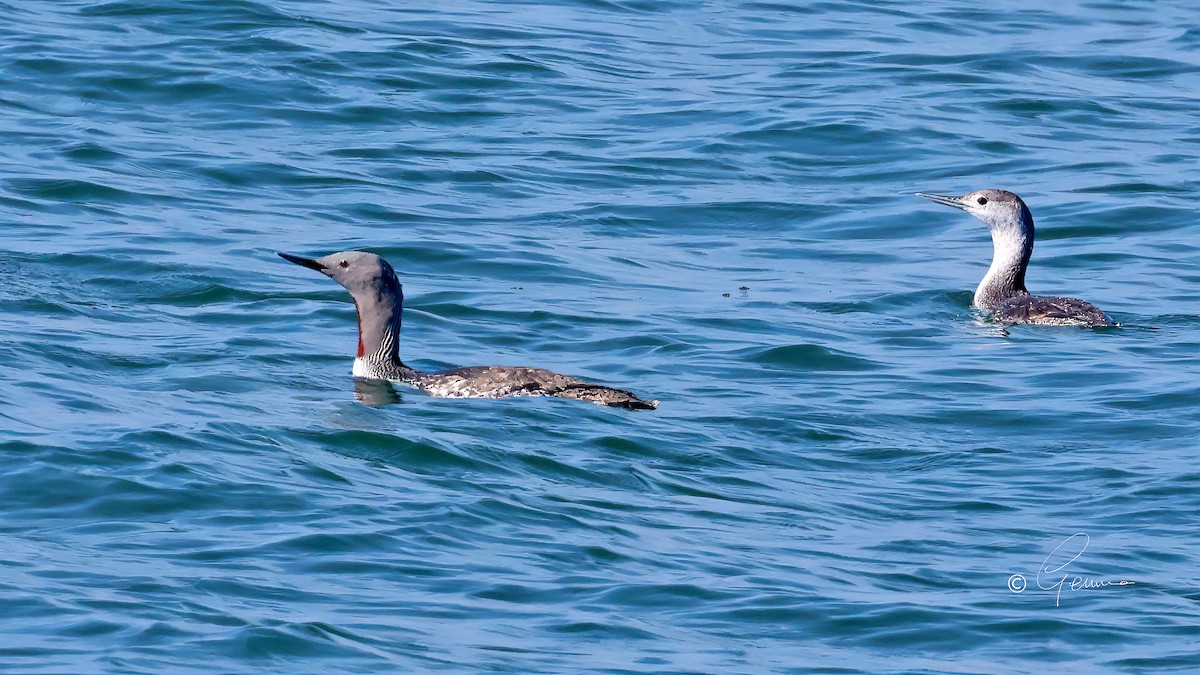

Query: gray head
[[277, 250, 402, 301], [278, 250, 406, 362], [915, 189, 1033, 237]]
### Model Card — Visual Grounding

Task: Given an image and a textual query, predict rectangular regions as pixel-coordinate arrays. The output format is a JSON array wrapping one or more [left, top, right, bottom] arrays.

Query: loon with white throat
[[278, 251, 659, 410], [916, 189, 1111, 327]]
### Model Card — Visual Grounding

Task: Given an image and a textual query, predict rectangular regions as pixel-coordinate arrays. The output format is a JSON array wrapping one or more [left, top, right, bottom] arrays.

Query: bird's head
[[277, 250, 401, 299], [916, 188, 1032, 236]]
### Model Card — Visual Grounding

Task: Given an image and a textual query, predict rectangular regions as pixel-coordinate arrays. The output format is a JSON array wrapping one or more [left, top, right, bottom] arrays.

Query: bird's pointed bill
[[278, 252, 326, 271], [915, 192, 968, 210]]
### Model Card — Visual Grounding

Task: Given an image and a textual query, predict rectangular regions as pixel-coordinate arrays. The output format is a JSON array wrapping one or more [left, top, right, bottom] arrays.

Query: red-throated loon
[[916, 189, 1112, 327], [278, 251, 659, 410]]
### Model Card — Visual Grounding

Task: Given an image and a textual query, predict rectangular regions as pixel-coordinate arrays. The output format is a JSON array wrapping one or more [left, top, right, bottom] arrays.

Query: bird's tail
[[555, 383, 659, 410]]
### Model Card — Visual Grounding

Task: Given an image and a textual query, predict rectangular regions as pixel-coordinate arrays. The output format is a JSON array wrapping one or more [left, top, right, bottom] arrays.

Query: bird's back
[[416, 365, 578, 399], [413, 365, 658, 409], [996, 295, 1111, 327]]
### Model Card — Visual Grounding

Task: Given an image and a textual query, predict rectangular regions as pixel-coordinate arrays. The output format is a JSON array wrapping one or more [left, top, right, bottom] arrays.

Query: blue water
[[2, 0, 1199, 671]]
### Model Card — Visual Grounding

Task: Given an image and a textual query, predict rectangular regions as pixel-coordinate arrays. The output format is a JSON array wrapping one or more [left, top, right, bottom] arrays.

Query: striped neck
[[348, 263, 417, 381], [353, 317, 417, 380]]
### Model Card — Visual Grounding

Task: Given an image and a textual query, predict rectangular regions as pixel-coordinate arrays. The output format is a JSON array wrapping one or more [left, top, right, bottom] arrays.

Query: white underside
[[352, 357, 369, 378]]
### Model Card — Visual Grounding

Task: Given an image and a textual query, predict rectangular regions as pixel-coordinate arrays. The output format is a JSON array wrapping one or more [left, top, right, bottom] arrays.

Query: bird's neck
[[975, 226, 1032, 310], [351, 277, 417, 380]]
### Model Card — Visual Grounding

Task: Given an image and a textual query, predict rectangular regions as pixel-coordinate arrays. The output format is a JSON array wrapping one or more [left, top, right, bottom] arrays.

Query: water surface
[[2, 0, 1198, 671]]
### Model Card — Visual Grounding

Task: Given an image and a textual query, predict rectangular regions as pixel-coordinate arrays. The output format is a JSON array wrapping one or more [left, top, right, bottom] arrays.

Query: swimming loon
[[916, 189, 1111, 327], [279, 251, 659, 410]]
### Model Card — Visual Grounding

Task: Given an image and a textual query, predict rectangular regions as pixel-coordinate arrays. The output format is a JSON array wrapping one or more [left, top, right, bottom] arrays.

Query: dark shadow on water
[[353, 378, 404, 407]]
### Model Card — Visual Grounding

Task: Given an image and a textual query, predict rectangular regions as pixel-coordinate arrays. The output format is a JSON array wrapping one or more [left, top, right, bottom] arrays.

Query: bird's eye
[[977, 197, 988, 205], [339, 260, 349, 268]]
